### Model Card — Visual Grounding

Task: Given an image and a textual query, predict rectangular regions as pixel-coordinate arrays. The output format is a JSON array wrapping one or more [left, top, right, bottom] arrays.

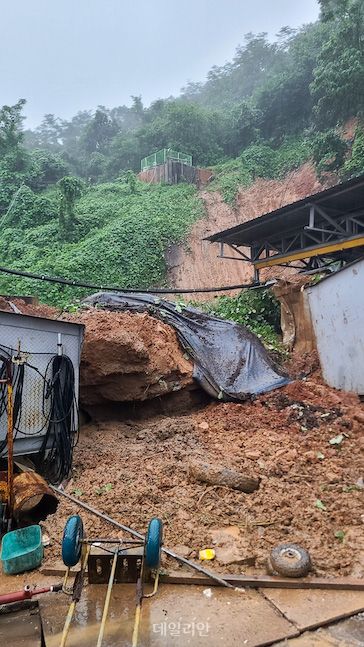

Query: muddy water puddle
[[38, 582, 297, 646], [2, 578, 363, 646]]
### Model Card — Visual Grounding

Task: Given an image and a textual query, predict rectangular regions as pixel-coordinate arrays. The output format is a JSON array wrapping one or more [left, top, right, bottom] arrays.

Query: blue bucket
[[1, 525, 43, 575]]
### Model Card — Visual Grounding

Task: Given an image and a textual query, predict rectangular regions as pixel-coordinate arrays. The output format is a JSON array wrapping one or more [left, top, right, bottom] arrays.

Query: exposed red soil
[[0, 296, 59, 319], [0, 299, 194, 406], [167, 190, 252, 301], [64, 309, 194, 405], [43, 376, 364, 580], [168, 163, 326, 298]]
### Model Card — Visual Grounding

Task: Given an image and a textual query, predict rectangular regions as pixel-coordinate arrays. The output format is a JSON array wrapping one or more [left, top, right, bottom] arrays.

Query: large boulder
[[74, 309, 194, 405]]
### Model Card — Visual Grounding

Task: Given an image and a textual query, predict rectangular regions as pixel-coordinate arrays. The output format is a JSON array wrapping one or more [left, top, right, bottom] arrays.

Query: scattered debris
[[188, 459, 260, 493], [199, 549, 215, 561]]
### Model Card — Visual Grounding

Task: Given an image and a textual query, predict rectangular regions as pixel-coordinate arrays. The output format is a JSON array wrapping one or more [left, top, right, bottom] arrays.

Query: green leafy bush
[[196, 289, 283, 353], [311, 129, 348, 176], [341, 126, 364, 179], [208, 135, 312, 204]]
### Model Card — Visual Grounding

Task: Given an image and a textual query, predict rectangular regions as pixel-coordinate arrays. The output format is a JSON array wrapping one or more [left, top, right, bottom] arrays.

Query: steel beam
[[253, 235, 364, 269]]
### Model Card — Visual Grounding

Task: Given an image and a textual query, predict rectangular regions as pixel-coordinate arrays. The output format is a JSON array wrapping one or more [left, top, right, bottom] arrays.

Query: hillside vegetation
[[0, 0, 363, 309], [0, 181, 202, 306]]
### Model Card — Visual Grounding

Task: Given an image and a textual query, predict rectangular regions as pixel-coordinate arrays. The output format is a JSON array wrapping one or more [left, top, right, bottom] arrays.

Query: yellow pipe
[[59, 544, 90, 647], [254, 235, 364, 269], [96, 550, 118, 647], [6, 380, 13, 515], [132, 604, 141, 647], [60, 601, 76, 647]]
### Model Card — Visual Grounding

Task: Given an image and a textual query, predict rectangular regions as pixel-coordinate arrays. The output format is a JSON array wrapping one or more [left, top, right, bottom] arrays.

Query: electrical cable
[[36, 355, 78, 484], [0, 264, 260, 295], [0, 351, 78, 484]]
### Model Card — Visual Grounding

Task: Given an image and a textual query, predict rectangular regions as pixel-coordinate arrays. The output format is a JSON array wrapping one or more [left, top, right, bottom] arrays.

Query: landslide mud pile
[[44, 375, 364, 579], [0, 298, 195, 407], [69, 309, 194, 406]]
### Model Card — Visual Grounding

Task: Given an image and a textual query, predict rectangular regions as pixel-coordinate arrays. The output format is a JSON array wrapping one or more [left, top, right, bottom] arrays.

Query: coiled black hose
[[37, 354, 78, 484], [0, 352, 78, 484]]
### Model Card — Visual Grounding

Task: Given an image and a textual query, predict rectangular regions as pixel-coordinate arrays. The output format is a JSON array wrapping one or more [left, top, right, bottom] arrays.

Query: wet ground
[[1, 570, 364, 646]]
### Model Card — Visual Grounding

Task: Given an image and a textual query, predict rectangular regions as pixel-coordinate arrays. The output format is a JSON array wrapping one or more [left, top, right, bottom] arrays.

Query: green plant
[[0, 182, 204, 307], [315, 499, 327, 510], [95, 483, 113, 495], [342, 126, 364, 179], [193, 289, 283, 353], [312, 129, 348, 176], [57, 176, 85, 240]]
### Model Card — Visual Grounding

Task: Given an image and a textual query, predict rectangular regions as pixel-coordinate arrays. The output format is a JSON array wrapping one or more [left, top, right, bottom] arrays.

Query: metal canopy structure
[[206, 175, 364, 278]]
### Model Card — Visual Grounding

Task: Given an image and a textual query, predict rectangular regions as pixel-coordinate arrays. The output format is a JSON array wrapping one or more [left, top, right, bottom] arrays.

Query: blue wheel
[[145, 517, 163, 569], [62, 515, 84, 567]]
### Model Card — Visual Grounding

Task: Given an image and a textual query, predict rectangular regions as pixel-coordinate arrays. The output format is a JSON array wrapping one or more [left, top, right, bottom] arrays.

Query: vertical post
[[254, 267, 260, 284], [309, 205, 315, 229], [6, 360, 13, 516]]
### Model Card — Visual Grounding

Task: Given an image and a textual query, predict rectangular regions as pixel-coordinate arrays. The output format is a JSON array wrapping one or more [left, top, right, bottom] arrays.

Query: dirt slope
[[167, 191, 252, 300], [168, 163, 324, 299]]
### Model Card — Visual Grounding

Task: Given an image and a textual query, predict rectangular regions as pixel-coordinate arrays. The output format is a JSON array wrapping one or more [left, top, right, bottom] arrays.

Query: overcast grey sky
[[1, 0, 320, 128]]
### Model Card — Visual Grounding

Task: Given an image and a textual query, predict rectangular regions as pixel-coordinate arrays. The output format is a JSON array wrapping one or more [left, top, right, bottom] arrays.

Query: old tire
[[269, 543, 311, 578], [62, 515, 84, 567], [145, 517, 163, 569]]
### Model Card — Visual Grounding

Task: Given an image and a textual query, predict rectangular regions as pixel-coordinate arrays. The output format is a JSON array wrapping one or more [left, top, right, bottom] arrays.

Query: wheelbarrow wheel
[[62, 515, 84, 567], [145, 517, 163, 569], [269, 543, 311, 578]]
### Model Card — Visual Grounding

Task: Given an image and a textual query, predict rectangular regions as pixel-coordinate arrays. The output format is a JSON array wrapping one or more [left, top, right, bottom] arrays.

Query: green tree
[[0, 99, 26, 155], [312, 1, 364, 127], [255, 23, 326, 139], [312, 129, 348, 176], [28, 149, 69, 190], [81, 108, 118, 154], [57, 176, 84, 240], [26, 113, 63, 151]]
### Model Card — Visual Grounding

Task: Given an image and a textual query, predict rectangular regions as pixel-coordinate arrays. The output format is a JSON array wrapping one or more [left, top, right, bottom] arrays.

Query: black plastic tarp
[[83, 292, 290, 401]]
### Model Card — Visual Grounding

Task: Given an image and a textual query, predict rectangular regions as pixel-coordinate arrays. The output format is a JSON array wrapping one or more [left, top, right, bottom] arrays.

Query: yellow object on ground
[[199, 548, 215, 561]]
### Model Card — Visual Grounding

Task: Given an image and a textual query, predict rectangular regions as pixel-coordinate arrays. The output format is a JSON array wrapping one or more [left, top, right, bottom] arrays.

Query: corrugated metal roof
[[206, 174, 364, 246]]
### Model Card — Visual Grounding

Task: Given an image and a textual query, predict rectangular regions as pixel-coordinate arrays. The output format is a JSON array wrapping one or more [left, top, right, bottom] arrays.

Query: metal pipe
[[51, 486, 241, 591], [0, 583, 62, 605], [6, 361, 14, 516], [60, 544, 90, 647], [96, 550, 118, 647]]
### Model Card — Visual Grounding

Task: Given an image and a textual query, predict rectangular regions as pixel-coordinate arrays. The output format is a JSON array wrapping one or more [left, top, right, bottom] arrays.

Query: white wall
[[306, 259, 364, 394]]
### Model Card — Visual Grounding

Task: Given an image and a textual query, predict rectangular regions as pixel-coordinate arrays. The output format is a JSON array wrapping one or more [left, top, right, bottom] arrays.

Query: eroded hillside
[[167, 163, 324, 299]]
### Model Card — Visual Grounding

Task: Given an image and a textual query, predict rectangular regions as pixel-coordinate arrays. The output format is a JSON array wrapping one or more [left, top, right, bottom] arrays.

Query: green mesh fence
[[141, 148, 192, 171]]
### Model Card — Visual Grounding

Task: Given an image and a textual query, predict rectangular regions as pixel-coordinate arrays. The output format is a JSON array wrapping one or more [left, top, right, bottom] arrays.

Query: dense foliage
[[208, 135, 313, 204], [196, 289, 283, 353], [0, 181, 203, 306]]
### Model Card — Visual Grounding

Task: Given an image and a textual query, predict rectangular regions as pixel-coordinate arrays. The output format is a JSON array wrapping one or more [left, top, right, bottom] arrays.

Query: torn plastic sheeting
[[83, 292, 290, 400]]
